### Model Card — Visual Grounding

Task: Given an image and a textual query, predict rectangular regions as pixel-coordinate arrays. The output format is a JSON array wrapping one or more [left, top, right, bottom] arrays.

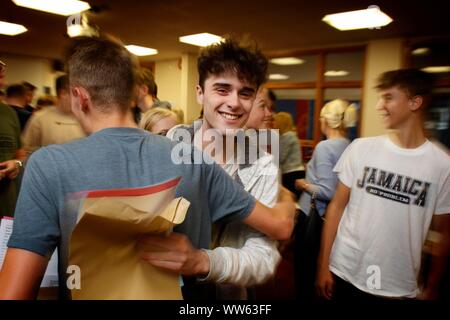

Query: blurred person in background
[[22, 81, 37, 113], [21, 75, 85, 155], [6, 84, 32, 130], [139, 107, 179, 136], [294, 98, 355, 301], [273, 111, 304, 199], [246, 87, 275, 130], [0, 60, 26, 218], [35, 95, 56, 111]]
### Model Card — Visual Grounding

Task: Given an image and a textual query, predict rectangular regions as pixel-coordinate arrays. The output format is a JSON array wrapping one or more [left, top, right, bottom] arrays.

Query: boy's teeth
[[220, 112, 239, 120]]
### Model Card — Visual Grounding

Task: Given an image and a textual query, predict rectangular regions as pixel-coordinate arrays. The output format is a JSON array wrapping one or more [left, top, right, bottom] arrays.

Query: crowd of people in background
[[0, 35, 448, 301]]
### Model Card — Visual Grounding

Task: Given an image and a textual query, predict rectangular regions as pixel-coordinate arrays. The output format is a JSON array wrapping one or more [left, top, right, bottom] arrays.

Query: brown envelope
[[69, 178, 190, 300]]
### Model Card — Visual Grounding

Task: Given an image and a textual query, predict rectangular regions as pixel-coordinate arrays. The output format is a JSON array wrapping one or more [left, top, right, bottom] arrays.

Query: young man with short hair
[[0, 36, 294, 300], [317, 69, 450, 300]]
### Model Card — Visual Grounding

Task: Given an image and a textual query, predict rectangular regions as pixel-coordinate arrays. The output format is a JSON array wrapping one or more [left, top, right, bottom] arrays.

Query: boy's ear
[[196, 85, 204, 105], [72, 86, 91, 113], [409, 95, 424, 112]]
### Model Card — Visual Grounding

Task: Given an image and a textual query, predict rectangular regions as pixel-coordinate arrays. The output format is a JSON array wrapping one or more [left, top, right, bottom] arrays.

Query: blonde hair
[[273, 112, 296, 134], [139, 107, 178, 132], [320, 99, 357, 129], [171, 108, 185, 124]]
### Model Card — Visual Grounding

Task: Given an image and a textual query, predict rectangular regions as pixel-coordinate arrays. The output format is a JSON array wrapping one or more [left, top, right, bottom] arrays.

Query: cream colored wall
[[361, 38, 403, 137], [181, 53, 200, 124], [154, 59, 181, 110], [0, 52, 58, 100], [154, 54, 200, 124]]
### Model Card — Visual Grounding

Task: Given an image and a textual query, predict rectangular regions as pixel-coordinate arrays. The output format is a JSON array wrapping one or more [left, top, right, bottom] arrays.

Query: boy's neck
[[90, 109, 138, 133], [388, 122, 427, 149]]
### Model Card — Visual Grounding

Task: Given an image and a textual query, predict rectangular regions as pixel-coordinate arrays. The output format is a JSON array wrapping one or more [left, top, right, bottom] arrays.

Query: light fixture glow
[[269, 74, 289, 80], [322, 6, 393, 31], [67, 24, 84, 37], [179, 33, 224, 47], [0, 21, 27, 36], [412, 48, 430, 56], [324, 70, 349, 77], [422, 66, 450, 73], [125, 45, 158, 57], [270, 57, 305, 65], [12, 0, 90, 16]]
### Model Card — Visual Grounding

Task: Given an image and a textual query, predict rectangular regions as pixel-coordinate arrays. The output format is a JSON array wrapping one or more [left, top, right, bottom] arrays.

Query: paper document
[[0, 217, 59, 287], [69, 177, 190, 300], [0, 217, 13, 268]]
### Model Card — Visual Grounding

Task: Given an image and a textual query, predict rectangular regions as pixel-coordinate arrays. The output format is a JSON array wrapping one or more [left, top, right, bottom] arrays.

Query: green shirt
[[0, 102, 21, 216]]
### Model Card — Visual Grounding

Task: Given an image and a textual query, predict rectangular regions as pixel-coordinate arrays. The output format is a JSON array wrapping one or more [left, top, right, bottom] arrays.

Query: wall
[[0, 52, 58, 100], [154, 53, 200, 124], [180, 53, 200, 124], [361, 38, 403, 137], [154, 59, 181, 109]]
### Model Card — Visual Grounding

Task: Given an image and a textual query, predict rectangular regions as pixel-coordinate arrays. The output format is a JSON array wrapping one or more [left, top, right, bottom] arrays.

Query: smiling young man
[[316, 69, 450, 300], [146, 38, 284, 300]]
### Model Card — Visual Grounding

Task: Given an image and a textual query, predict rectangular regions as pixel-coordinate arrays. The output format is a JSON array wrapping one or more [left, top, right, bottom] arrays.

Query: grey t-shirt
[[8, 127, 255, 298]]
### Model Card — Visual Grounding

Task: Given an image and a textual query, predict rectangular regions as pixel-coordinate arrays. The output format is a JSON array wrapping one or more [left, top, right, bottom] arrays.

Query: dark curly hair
[[197, 37, 268, 89]]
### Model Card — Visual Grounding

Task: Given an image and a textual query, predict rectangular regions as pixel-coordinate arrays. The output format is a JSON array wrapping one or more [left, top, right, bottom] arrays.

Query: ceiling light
[[421, 66, 450, 73], [179, 33, 224, 47], [125, 45, 158, 57], [269, 74, 289, 80], [0, 21, 27, 36], [12, 0, 90, 16], [412, 48, 430, 56], [324, 70, 349, 77], [322, 6, 393, 31], [270, 57, 305, 65]]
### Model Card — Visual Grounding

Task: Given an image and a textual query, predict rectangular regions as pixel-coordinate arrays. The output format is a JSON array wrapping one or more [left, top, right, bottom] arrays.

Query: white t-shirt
[[330, 135, 450, 298]]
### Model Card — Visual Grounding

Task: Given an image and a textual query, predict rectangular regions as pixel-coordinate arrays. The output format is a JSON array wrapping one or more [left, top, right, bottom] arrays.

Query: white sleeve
[[333, 139, 358, 188], [201, 231, 281, 286]]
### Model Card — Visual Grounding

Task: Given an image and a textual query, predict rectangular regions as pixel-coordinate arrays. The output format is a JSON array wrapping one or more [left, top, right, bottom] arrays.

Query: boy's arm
[[421, 213, 450, 300], [242, 188, 295, 241], [0, 248, 48, 299], [316, 181, 350, 299]]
